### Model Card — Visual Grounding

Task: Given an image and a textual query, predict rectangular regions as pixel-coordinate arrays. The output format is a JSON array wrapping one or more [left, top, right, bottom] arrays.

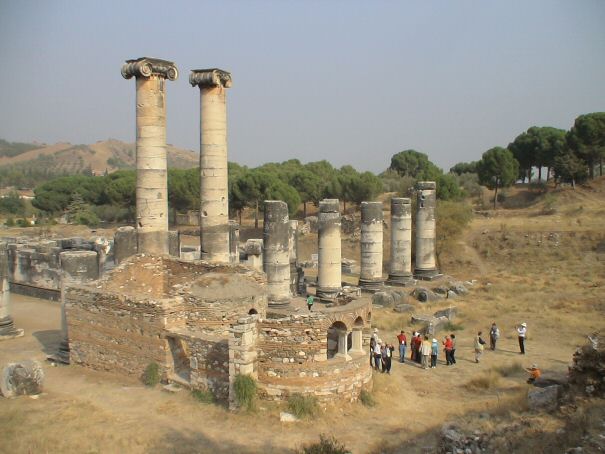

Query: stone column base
[[0, 316, 24, 340], [358, 278, 385, 293], [414, 268, 441, 281], [316, 286, 341, 301], [334, 352, 352, 361], [386, 273, 415, 287], [47, 340, 70, 364], [268, 298, 291, 309]]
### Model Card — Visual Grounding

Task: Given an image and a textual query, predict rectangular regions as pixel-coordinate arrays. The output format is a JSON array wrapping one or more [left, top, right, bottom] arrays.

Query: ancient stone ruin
[[48, 56, 443, 407]]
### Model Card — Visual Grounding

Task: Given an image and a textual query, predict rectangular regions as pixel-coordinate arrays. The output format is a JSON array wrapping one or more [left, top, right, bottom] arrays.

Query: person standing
[[383, 343, 393, 374], [414, 334, 423, 364], [421, 335, 432, 370], [306, 294, 314, 311], [450, 334, 457, 364], [489, 323, 500, 350], [430, 338, 439, 368], [443, 335, 453, 365], [373, 341, 382, 372], [396, 330, 407, 363], [369, 335, 376, 368], [517, 323, 527, 354], [474, 331, 486, 363]]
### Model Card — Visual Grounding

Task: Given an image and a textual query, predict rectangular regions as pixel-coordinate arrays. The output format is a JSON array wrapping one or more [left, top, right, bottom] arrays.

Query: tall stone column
[[317, 199, 342, 300], [358, 202, 384, 291], [0, 241, 23, 340], [262, 200, 291, 306], [388, 198, 414, 285], [414, 181, 439, 278], [288, 220, 300, 296], [190, 69, 232, 263], [122, 57, 178, 256]]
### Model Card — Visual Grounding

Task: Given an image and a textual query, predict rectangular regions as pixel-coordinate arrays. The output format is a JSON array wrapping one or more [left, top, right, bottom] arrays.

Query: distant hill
[[0, 138, 199, 188]]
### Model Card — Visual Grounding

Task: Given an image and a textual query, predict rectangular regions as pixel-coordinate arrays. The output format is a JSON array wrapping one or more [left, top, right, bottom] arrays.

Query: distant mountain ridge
[[0, 138, 199, 175]]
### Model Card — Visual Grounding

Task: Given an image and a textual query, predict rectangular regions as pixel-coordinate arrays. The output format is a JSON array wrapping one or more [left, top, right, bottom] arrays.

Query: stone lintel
[[416, 181, 436, 190], [190, 68, 232, 88], [121, 57, 178, 81]]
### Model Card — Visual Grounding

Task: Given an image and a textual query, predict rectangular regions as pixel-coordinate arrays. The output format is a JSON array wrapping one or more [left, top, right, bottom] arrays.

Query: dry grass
[[465, 370, 501, 390]]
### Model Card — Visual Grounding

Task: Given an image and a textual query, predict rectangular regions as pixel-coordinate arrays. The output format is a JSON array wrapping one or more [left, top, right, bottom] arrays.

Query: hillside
[[0, 138, 198, 179]]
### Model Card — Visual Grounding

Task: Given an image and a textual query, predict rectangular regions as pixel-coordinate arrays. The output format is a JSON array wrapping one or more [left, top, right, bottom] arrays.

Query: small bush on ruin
[[298, 434, 349, 454], [233, 374, 257, 411], [494, 362, 525, 377], [359, 389, 376, 407], [443, 321, 464, 331], [465, 370, 501, 390], [287, 393, 319, 419], [191, 389, 215, 404], [143, 362, 161, 387]]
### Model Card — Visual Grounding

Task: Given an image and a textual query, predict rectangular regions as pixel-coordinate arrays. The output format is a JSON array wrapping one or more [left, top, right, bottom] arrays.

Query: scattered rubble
[[0, 360, 44, 398]]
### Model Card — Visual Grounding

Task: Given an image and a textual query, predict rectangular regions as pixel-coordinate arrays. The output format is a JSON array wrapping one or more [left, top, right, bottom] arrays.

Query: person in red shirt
[[443, 335, 453, 365], [396, 330, 407, 363], [413, 334, 423, 364]]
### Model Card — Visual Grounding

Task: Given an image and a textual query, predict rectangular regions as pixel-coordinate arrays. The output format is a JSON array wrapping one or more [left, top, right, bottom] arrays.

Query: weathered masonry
[[414, 181, 440, 279]]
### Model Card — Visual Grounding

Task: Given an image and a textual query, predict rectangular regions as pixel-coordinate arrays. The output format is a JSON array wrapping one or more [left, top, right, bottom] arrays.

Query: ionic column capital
[[121, 57, 178, 81], [189, 68, 232, 88]]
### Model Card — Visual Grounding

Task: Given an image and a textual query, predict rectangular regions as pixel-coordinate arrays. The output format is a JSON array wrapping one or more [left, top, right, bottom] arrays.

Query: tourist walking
[[397, 330, 407, 363], [517, 322, 527, 354], [382, 343, 393, 373], [489, 322, 500, 350], [414, 333, 423, 364], [450, 334, 457, 364], [306, 294, 314, 311], [474, 331, 486, 363], [430, 338, 439, 368], [443, 335, 453, 365], [421, 336, 432, 369], [373, 340, 382, 372]]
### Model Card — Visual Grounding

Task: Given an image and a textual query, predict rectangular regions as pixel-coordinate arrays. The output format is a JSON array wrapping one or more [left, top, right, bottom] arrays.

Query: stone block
[[528, 385, 560, 411], [1, 360, 44, 398]]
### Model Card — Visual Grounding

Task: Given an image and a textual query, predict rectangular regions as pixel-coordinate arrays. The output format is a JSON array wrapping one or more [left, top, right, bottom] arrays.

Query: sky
[[0, 0, 604, 173]]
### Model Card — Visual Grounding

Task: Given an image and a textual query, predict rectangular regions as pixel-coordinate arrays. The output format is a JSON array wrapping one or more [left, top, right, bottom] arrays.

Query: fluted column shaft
[[388, 198, 413, 285], [263, 201, 291, 305], [122, 57, 178, 255], [414, 181, 438, 277], [191, 69, 232, 263], [317, 199, 342, 299], [359, 202, 384, 291]]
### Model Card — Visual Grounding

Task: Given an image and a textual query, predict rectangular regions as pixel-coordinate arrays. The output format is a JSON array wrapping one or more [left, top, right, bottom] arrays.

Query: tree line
[[449, 112, 604, 208]]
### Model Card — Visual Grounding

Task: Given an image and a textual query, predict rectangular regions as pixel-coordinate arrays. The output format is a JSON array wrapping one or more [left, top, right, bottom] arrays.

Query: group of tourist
[[369, 321, 530, 373], [369, 333, 395, 373]]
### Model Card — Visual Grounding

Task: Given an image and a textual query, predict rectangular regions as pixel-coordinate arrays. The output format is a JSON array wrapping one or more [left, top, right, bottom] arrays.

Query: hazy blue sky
[[0, 0, 603, 173]]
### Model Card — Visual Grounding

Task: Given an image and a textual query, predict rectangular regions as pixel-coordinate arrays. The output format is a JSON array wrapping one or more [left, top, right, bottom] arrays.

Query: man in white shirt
[[517, 322, 527, 354]]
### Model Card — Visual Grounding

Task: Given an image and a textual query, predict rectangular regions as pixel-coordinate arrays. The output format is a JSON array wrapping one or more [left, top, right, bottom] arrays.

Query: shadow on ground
[[32, 329, 61, 356]]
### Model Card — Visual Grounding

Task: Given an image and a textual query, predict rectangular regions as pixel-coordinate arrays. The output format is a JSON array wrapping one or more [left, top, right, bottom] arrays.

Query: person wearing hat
[[517, 322, 527, 354], [396, 330, 407, 363], [430, 338, 439, 368], [525, 364, 541, 384]]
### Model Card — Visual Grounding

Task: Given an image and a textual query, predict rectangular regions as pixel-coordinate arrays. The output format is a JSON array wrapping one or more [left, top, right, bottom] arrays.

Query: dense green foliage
[[0, 192, 25, 215], [566, 112, 605, 179], [508, 126, 566, 181], [450, 161, 478, 175], [142, 362, 161, 387], [389, 149, 442, 181], [476, 147, 519, 209], [233, 374, 257, 411]]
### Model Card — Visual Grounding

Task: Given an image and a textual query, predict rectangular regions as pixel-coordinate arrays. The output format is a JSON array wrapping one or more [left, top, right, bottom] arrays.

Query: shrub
[[287, 393, 319, 419], [5, 217, 14, 227], [359, 389, 376, 407], [191, 389, 215, 404], [16, 218, 30, 227], [494, 362, 525, 377], [443, 321, 464, 331], [233, 374, 257, 411], [143, 362, 161, 387], [299, 434, 349, 454], [465, 370, 501, 390]]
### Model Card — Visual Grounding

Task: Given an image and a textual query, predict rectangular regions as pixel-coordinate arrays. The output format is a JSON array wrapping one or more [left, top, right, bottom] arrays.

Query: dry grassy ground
[[1, 180, 604, 453]]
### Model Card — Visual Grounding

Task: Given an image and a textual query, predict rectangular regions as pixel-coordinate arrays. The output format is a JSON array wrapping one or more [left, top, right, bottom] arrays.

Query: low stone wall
[[65, 286, 167, 377], [3, 238, 102, 301], [251, 310, 372, 403]]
